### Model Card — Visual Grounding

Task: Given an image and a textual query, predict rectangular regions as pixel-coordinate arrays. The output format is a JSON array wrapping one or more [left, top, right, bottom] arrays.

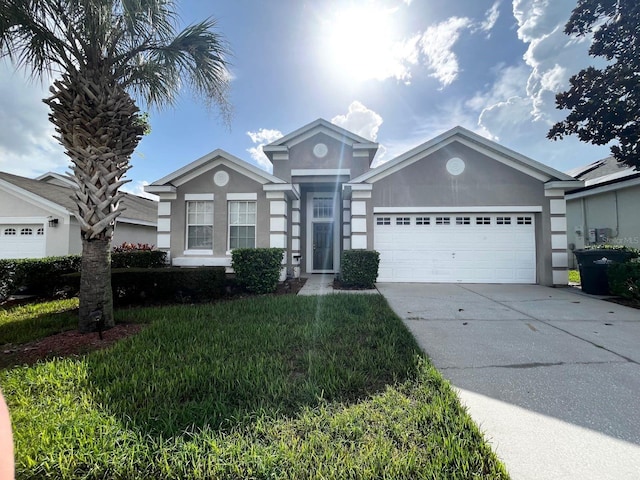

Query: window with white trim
[[456, 217, 470, 225], [396, 217, 410, 225], [229, 201, 256, 249], [186, 200, 213, 249], [435, 217, 450, 225], [376, 217, 391, 225], [496, 216, 511, 225], [416, 217, 430, 225], [20, 228, 33, 235], [517, 216, 532, 225], [476, 217, 491, 225], [3, 228, 16, 235]]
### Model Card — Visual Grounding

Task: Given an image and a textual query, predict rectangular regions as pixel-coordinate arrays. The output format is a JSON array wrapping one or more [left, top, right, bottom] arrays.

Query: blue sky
[[0, 0, 612, 198]]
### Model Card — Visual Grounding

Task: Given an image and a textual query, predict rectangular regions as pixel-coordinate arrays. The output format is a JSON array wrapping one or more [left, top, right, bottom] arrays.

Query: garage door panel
[[374, 214, 536, 284], [0, 224, 45, 259]]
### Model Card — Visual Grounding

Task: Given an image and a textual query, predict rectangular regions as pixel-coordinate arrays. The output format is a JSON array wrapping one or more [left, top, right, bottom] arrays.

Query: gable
[[369, 141, 547, 207], [352, 126, 575, 185], [146, 150, 285, 195]]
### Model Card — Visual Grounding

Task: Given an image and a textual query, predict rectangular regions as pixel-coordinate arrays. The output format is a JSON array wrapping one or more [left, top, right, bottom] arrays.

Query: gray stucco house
[[566, 157, 640, 268], [145, 119, 581, 285]]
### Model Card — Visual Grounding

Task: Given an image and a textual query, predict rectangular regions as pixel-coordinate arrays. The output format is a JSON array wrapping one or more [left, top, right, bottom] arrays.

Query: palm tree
[[0, 0, 231, 332]]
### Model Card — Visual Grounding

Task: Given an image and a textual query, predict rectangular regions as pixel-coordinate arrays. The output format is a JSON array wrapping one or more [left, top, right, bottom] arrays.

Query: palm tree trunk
[[78, 237, 114, 333]]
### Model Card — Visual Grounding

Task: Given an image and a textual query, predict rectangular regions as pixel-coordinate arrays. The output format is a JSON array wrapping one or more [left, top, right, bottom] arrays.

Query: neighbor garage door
[[0, 224, 45, 259], [374, 213, 536, 283]]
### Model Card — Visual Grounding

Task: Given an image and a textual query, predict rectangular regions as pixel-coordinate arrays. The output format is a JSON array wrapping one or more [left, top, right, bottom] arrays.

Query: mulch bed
[[1, 278, 307, 369]]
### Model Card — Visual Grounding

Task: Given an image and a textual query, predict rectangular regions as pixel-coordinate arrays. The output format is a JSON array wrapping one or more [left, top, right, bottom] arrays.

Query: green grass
[[0, 298, 79, 345], [1, 295, 509, 479], [568, 269, 581, 283]]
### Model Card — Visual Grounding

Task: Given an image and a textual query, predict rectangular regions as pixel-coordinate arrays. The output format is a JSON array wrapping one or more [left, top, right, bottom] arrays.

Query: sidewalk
[[297, 274, 378, 296]]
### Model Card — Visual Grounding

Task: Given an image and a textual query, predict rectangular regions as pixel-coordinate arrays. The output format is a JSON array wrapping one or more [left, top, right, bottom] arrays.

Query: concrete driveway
[[376, 283, 640, 480]]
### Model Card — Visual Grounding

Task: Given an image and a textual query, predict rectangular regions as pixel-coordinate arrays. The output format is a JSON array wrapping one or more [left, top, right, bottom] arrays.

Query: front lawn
[[1, 295, 509, 479]]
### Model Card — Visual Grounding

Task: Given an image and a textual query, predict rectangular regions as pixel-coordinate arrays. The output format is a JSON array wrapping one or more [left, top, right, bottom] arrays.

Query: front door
[[307, 192, 338, 273], [313, 222, 334, 270]]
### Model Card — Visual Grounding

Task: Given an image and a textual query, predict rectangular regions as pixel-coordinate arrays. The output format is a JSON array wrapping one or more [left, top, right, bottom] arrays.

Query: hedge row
[[340, 250, 380, 289], [231, 248, 284, 294], [0, 250, 167, 301], [62, 267, 227, 306]]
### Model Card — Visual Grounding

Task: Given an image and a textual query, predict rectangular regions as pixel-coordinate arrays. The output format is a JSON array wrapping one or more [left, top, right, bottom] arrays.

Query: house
[[0, 171, 157, 259], [145, 119, 582, 285], [565, 157, 640, 268]]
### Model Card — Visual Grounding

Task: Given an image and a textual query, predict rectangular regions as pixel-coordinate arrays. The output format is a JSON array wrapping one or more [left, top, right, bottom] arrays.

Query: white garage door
[[0, 224, 46, 259], [374, 214, 536, 283]]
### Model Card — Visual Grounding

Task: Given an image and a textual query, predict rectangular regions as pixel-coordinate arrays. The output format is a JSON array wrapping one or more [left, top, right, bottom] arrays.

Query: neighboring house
[[565, 157, 640, 268], [145, 119, 582, 285], [0, 171, 157, 259]]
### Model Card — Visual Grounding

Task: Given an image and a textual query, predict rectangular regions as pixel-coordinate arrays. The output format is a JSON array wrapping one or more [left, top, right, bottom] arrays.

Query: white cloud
[[0, 63, 68, 178], [479, 2, 501, 34], [418, 17, 472, 87], [331, 101, 383, 141], [246, 128, 283, 172]]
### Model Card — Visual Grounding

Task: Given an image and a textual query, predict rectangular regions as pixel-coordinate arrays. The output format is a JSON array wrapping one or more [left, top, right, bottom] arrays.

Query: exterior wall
[[369, 142, 556, 285], [113, 223, 157, 247], [163, 165, 269, 265], [272, 133, 370, 182], [566, 185, 640, 268]]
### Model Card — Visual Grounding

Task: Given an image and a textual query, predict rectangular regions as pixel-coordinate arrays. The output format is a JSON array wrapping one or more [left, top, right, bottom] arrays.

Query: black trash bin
[[573, 249, 635, 295]]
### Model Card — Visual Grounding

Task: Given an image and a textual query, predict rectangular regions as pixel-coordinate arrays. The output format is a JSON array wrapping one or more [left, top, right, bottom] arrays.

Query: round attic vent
[[313, 143, 328, 158], [214, 170, 229, 186], [446, 157, 465, 176]]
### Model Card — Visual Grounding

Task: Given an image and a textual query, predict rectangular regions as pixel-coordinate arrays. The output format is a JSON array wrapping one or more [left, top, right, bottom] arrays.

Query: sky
[[0, 0, 613, 199]]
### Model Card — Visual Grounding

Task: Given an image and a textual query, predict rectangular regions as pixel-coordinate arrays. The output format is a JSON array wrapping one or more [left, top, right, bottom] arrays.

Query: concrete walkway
[[377, 283, 640, 480], [297, 274, 378, 296]]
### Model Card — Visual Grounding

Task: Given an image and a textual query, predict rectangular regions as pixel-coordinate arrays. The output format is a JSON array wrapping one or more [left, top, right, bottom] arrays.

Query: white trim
[[116, 217, 157, 227], [550, 217, 567, 232], [545, 181, 583, 190], [158, 202, 171, 216], [553, 270, 569, 286], [156, 192, 177, 201], [173, 256, 231, 267], [185, 193, 214, 201], [351, 201, 366, 216], [144, 185, 176, 194], [352, 191, 372, 199], [228, 199, 257, 250], [157, 233, 170, 249], [291, 169, 351, 176], [183, 249, 214, 256], [306, 191, 340, 273], [273, 153, 289, 161], [226, 192, 257, 201], [344, 184, 373, 191], [373, 206, 543, 214], [565, 176, 640, 200], [549, 199, 566, 215], [552, 252, 569, 268], [551, 234, 568, 250], [157, 218, 171, 232]]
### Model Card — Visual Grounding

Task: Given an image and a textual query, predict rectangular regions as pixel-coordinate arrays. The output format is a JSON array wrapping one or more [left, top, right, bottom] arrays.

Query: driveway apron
[[377, 283, 640, 480]]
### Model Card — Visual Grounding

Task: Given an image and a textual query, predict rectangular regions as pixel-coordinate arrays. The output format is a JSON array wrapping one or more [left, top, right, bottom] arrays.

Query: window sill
[[183, 249, 214, 256]]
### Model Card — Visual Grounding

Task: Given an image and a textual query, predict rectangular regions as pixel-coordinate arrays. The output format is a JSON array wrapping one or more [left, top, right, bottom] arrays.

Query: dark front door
[[313, 222, 334, 271]]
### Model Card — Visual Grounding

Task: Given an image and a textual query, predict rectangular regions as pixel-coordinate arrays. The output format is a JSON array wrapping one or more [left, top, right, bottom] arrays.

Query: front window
[[313, 197, 334, 219], [186, 201, 213, 249], [229, 201, 256, 249]]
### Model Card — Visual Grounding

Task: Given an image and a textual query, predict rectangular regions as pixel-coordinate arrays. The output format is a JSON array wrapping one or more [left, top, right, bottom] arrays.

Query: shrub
[[62, 267, 227, 306], [608, 261, 640, 301], [232, 248, 284, 294], [340, 250, 380, 288], [112, 242, 155, 253], [111, 250, 167, 269], [0, 259, 17, 302], [0, 256, 82, 299]]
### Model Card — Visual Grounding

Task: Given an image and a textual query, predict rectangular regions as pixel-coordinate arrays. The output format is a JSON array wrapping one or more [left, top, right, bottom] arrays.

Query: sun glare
[[323, 6, 411, 83]]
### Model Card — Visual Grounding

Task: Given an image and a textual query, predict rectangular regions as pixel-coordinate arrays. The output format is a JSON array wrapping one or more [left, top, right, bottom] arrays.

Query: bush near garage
[[340, 250, 380, 289], [232, 248, 285, 294], [608, 261, 640, 302]]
